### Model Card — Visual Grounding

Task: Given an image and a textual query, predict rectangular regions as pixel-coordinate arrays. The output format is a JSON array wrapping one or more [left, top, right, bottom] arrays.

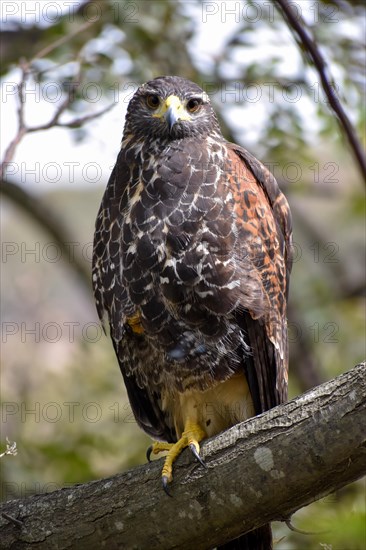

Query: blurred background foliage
[[1, 1, 365, 548]]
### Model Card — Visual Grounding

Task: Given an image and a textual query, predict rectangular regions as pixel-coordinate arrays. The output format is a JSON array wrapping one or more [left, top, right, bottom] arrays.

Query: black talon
[[162, 475, 173, 497], [146, 445, 153, 463], [189, 443, 207, 468]]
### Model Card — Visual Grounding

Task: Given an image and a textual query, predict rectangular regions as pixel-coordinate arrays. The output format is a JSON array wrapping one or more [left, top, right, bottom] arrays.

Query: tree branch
[[0, 179, 91, 290], [274, 0, 366, 185], [29, 19, 98, 64], [0, 17, 115, 180], [1, 363, 365, 549]]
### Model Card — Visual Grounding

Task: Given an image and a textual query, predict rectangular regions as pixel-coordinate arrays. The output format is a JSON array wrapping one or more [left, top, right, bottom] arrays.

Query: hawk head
[[124, 76, 222, 141]]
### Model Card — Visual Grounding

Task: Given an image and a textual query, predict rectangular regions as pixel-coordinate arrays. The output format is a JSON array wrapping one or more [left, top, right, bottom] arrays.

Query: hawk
[[93, 76, 292, 549]]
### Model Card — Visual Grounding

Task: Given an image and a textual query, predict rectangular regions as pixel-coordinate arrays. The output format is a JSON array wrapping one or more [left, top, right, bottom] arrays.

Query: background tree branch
[[0, 54, 115, 180], [1, 363, 365, 550], [1, 179, 91, 289], [274, 0, 366, 184]]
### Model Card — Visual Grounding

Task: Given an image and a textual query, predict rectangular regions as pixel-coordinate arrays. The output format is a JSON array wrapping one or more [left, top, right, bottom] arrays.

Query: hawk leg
[[147, 421, 206, 493]]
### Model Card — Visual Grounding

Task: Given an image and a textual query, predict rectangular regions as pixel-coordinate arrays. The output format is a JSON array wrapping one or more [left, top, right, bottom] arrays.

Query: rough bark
[[1, 363, 365, 550]]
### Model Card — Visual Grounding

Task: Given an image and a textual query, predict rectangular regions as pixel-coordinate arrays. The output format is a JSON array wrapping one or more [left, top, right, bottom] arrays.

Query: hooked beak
[[153, 95, 190, 130], [165, 104, 180, 130]]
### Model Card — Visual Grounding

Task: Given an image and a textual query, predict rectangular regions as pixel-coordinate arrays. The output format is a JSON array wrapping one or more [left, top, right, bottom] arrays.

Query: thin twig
[[0, 127, 27, 179], [34, 57, 76, 79], [0, 16, 105, 180], [0, 61, 28, 179], [26, 101, 116, 132], [0, 40, 115, 180], [274, 0, 366, 185], [17, 60, 27, 130], [30, 19, 98, 64], [56, 102, 116, 128]]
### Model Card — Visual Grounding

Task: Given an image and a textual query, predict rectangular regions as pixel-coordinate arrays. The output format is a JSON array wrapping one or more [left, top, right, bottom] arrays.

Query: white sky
[[0, 1, 361, 191]]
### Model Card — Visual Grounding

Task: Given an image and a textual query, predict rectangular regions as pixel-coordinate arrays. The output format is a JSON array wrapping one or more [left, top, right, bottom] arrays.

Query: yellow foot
[[147, 423, 207, 494]]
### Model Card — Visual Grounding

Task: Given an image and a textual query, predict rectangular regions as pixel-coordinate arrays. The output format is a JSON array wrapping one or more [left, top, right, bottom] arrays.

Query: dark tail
[[218, 524, 272, 550]]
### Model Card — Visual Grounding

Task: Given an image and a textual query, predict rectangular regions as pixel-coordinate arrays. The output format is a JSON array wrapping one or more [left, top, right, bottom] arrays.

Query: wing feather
[[226, 144, 292, 411], [113, 340, 176, 442]]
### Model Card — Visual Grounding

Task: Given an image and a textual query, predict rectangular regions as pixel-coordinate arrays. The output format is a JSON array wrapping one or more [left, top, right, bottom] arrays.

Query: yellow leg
[[147, 422, 206, 492]]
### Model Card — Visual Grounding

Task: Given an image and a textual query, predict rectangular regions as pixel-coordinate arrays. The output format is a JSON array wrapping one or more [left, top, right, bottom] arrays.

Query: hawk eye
[[186, 98, 203, 113], [146, 94, 160, 109]]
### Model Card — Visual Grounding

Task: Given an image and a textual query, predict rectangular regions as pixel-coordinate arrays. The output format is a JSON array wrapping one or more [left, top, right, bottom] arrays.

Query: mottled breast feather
[[92, 88, 292, 438]]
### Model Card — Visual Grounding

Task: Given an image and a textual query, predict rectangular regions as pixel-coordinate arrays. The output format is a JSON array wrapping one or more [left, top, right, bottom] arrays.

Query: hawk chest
[[114, 139, 252, 392], [120, 140, 236, 310]]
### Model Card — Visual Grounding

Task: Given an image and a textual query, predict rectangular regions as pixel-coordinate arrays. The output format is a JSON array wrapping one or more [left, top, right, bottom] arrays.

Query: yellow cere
[[152, 95, 191, 121]]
